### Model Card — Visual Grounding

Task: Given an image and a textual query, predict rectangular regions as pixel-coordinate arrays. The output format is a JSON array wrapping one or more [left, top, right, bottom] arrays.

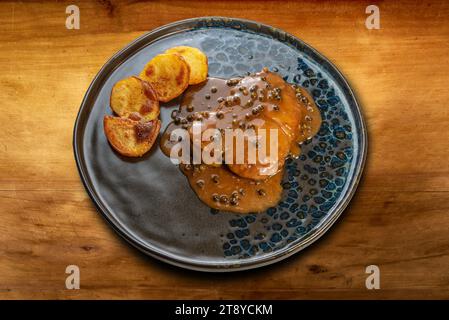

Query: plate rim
[[73, 16, 368, 272]]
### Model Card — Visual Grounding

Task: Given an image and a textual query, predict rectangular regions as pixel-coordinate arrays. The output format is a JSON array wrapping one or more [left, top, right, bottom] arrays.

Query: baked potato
[[104, 116, 161, 157], [139, 53, 190, 102], [110, 76, 160, 121], [165, 46, 208, 85]]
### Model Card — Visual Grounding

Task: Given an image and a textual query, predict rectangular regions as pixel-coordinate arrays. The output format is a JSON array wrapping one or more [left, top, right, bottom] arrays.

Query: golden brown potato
[[110, 76, 160, 121], [165, 46, 208, 85], [139, 53, 190, 102], [104, 116, 161, 157]]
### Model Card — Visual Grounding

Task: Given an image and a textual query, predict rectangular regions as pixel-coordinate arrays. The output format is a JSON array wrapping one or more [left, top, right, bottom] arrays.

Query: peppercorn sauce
[[160, 69, 321, 213]]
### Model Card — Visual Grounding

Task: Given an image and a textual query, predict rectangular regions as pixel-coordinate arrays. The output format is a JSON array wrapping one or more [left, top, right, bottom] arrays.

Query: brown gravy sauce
[[180, 164, 283, 214], [160, 69, 321, 213]]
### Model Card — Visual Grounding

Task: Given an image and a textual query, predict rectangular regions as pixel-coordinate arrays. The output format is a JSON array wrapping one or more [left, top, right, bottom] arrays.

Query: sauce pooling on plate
[[160, 69, 321, 213], [180, 164, 284, 214]]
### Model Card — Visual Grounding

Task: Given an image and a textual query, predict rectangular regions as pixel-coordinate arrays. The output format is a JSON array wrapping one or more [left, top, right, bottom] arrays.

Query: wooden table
[[1, 0, 449, 299]]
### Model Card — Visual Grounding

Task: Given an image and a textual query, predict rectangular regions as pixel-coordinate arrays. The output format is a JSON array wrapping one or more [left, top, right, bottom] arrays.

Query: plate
[[73, 17, 367, 272]]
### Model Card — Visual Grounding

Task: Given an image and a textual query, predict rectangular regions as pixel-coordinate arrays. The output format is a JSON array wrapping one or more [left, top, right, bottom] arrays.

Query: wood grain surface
[[1, 0, 449, 299]]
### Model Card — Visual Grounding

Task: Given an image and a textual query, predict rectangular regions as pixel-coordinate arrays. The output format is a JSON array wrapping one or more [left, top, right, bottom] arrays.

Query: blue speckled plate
[[73, 17, 367, 272]]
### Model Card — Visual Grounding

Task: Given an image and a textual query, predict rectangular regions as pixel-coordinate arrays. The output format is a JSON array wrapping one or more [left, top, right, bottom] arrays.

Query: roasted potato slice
[[104, 116, 161, 157], [139, 53, 190, 102], [165, 46, 208, 85], [110, 76, 160, 121]]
